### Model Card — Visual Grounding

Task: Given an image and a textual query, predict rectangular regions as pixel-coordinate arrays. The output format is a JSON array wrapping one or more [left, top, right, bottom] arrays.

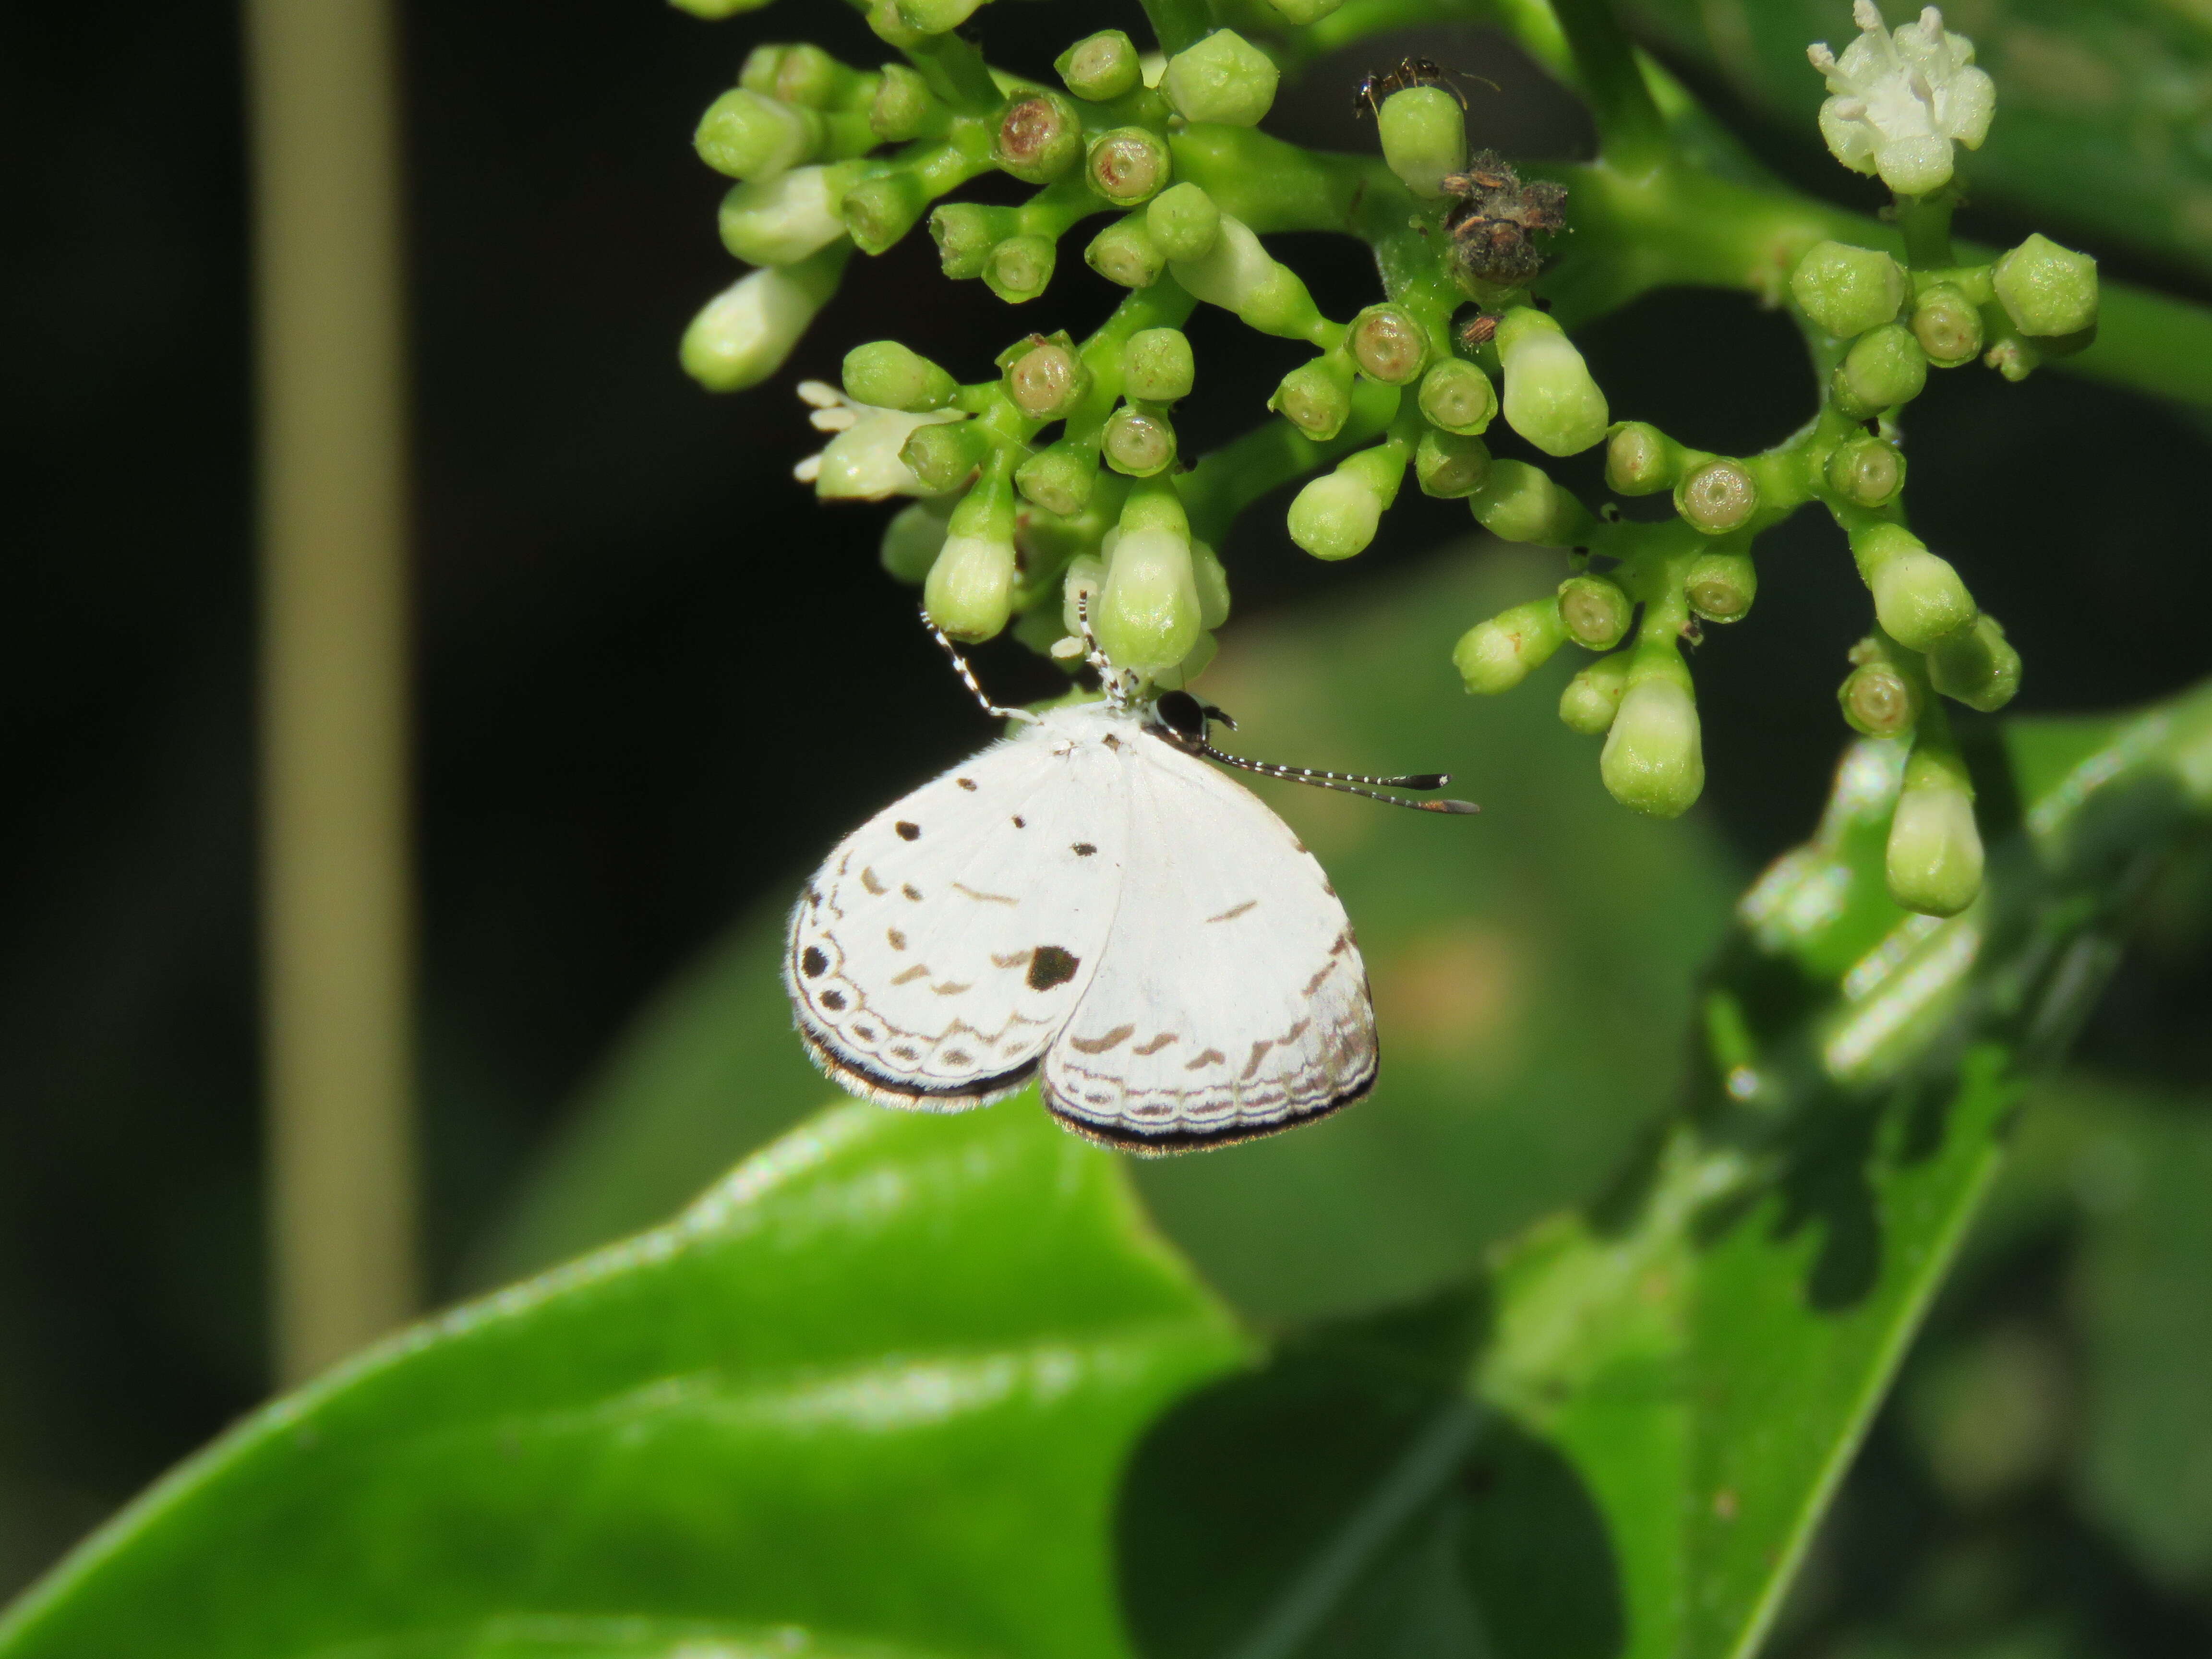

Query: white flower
[[1807, 2, 1995, 196], [791, 382, 964, 501]]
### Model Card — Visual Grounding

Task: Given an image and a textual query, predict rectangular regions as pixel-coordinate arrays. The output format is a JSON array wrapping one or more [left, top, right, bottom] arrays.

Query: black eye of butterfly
[[1154, 690, 1208, 740]]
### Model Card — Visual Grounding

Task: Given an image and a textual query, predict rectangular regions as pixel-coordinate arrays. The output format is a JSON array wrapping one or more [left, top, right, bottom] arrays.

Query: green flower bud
[[1838, 658, 1919, 736], [1467, 459, 1595, 547], [674, 0, 778, 19], [1270, 356, 1354, 441], [1377, 85, 1468, 200], [1145, 183, 1220, 263], [1103, 405, 1177, 476], [865, 0, 929, 50], [1417, 358, 1496, 435], [1787, 240, 1907, 338], [1288, 473, 1379, 561], [925, 485, 1018, 641], [881, 499, 951, 582], [1152, 630, 1218, 691], [897, 0, 987, 37], [984, 235, 1056, 304], [1061, 553, 1106, 636], [1852, 523, 1976, 650], [738, 45, 786, 93], [1886, 748, 1983, 917], [695, 89, 822, 182], [1350, 305, 1431, 384], [718, 165, 855, 265], [929, 203, 998, 279], [840, 171, 931, 256], [1495, 307, 1609, 457], [1455, 598, 1568, 694], [870, 64, 935, 142], [1673, 458, 1758, 536], [1685, 547, 1757, 622], [1600, 663, 1704, 817], [1557, 574, 1632, 649], [1170, 215, 1317, 337], [1015, 442, 1097, 517], [1992, 233, 2097, 338], [1255, 0, 1343, 21], [1414, 430, 1491, 498], [1057, 31, 1141, 103], [898, 417, 990, 494], [1910, 283, 1984, 368], [1924, 613, 2021, 712], [1087, 127, 1172, 207], [1161, 30, 1279, 128], [1559, 653, 1630, 735], [1605, 421, 1682, 496], [1086, 216, 1165, 289], [811, 405, 961, 501], [765, 44, 849, 108], [1825, 433, 1905, 507], [1123, 327, 1195, 403], [1098, 511, 1202, 672], [1001, 336, 1088, 419], [680, 261, 835, 392], [1832, 323, 1928, 418], [1192, 540, 1231, 628], [995, 92, 1083, 185]]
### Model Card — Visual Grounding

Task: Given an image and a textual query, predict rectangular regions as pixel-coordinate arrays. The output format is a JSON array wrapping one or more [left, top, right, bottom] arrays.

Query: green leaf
[[0, 1105, 1247, 1659], [1118, 685, 2212, 1658]]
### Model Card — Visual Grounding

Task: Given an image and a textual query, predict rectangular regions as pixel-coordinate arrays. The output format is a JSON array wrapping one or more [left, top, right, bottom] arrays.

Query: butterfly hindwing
[[787, 717, 1129, 1109], [1040, 736, 1377, 1151]]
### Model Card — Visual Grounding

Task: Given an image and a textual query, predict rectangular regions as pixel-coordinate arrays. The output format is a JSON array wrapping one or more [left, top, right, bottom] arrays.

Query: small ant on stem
[[1351, 55, 1497, 120]]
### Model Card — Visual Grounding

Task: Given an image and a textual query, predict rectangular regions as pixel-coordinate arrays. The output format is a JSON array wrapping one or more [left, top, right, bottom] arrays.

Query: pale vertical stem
[[242, 0, 418, 1385]]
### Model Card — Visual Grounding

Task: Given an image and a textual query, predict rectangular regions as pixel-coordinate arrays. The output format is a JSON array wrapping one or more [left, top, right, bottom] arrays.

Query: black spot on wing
[[1072, 842, 1097, 857], [957, 777, 977, 791], [896, 821, 921, 841], [820, 990, 847, 1011], [1026, 945, 1080, 991], [800, 946, 828, 978]]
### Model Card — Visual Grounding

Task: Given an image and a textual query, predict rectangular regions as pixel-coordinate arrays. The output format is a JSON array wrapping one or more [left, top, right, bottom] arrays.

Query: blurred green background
[[7, 0, 2212, 1651]]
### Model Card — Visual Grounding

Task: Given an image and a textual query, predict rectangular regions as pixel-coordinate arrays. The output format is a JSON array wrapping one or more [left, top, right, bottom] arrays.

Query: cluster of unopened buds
[[677, 0, 2097, 920]]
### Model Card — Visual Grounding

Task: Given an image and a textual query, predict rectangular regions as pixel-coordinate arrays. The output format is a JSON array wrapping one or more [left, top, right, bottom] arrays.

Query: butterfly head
[[1148, 689, 1239, 752]]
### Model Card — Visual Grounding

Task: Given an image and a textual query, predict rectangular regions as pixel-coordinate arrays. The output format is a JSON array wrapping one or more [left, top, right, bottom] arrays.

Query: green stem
[[1134, 0, 1211, 57], [1183, 380, 1401, 544], [1893, 190, 1957, 269], [1549, 0, 1666, 166]]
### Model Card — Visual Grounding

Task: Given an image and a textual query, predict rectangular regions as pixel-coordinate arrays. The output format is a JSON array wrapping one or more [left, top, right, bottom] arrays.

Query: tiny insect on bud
[[1145, 183, 1221, 263], [1103, 405, 1178, 476], [719, 165, 857, 265], [1087, 127, 1172, 207], [1601, 665, 1704, 818], [880, 499, 952, 582], [1788, 240, 1908, 339], [1494, 307, 1609, 457], [1162, 30, 1280, 128], [1377, 85, 1468, 200], [1604, 421, 1681, 495], [995, 91, 1084, 185], [1838, 659, 1918, 736], [1414, 430, 1491, 498], [1002, 337, 1088, 419], [696, 89, 824, 182], [1992, 233, 2098, 338], [1417, 358, 1496, 435], [1832, 323, 1928, 418], [1886, 746, 1984, 916], [680, 260, 838, 392], [1057, 30, 1142, 102], [1467, 458, 1595, 547], [870, 63, 936, 142], [1825, 433, 1906, 506], [1086, 216, 1166, 289], [1910, 283, 1984, 367], [1559, 654, 1630, 734], [899, 418, 991, 494], [1123, 327, 1195, 403], [1269, 356, 1355, 442], [1015, 442, 1097, 518], [1684, 547, 1757, 622], [1350, 305, 1431, 384], [1557, 574, 1632, 649], [984, 235, 1056, 304], [1924, 613, 2021, 711], [1674, 459, 1759, 536], [1098, 515, 1202, 673], [1455, 598, 1569, 694], [1852, 522, 1977, 650], [840, 171, 931, 256], [929, 203, 998, 279]]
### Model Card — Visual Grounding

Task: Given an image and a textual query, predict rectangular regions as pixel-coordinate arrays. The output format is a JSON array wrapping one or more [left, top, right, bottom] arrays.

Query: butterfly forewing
[[1041, 737, 1377, 1151], [786, 716, 1129, 1108]]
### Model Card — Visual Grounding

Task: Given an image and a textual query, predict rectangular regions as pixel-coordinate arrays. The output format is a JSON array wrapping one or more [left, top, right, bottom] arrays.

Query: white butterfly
[[784, 627, 1476, 1154]]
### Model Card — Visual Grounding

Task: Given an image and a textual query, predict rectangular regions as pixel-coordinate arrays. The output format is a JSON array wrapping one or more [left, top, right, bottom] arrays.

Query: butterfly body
[[785, 698, 1378, 1153]]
